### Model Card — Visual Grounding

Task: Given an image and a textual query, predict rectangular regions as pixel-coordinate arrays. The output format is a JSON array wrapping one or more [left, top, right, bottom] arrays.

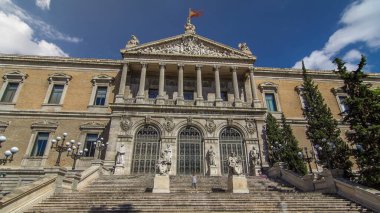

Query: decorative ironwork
[[177, 126, 203, 175], [219, 127, 247, 175], [131, 125, 160, 174]]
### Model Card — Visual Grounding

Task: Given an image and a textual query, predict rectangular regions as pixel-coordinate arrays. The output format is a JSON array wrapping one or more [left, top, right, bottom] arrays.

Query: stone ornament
[[228, 152, 243, 175], [163, 117, 175, 132], [126, 35, 140, 48], [184, 18, 196, 34], [187, 116, 193, 125], [249, 146, 259, 170], [227, 118, 233, 127], [206, 146, 216, 166], [80, 121, 106, 130], [31, 120, 59, 129], [145, 116, 151, 125], [156, 145, 172, 175], [205, 119, 216, 133], [120, 116, 132, 131], [116, 144, 126, 165], [245, 118, 256, 134], [137, 36, 246, 59]]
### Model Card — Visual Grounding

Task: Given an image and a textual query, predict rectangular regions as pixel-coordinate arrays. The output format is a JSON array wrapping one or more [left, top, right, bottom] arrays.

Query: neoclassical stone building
[[0, 21, 379, 176]]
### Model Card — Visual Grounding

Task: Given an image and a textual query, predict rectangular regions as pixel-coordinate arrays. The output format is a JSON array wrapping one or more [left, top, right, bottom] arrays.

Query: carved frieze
[[245, 118, 256, 134], [163, 117, 175, 132], [31, 120, 59, 130], [205, 119, 216, 133], [120, 116, 132, 131], [136, 36, 246, 58]]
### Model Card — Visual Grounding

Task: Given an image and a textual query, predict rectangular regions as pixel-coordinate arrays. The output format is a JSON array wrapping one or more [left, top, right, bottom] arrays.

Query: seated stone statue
[[156, 150, 171, 175], [228, 152, 243, 175]]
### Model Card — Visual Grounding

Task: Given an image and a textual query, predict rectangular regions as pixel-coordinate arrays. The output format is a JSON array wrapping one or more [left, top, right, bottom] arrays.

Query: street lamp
[[298, 147, 314, 174], [51, 133, 72, 166], [93, 137, 108, 159], [67, 140, 87, 170], [0, 136, 19, 165]]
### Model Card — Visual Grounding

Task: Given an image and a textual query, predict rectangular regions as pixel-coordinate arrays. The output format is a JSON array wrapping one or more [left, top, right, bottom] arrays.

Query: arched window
[[131, 125, 160, 174], [219, 127, 247, 175], [177, 126, 203, 175]]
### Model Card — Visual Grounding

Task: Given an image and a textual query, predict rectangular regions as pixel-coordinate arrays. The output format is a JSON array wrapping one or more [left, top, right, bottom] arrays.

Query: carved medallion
[[120, 116, 132, 131], [163, 117, 175, 132], [205, 119, 216, 133], [245, 118, 256, 134]]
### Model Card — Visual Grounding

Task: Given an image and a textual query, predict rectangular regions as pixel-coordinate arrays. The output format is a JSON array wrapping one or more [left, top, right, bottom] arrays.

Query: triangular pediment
[[121, 34, 256, 61]]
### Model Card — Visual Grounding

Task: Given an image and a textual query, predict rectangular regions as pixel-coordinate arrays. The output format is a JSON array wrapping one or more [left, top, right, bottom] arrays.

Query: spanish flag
[[189, 9, 203, 18]]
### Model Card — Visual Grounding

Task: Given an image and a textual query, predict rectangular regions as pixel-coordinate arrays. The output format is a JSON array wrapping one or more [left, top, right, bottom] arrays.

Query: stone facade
[[0, 23, 379, 175]]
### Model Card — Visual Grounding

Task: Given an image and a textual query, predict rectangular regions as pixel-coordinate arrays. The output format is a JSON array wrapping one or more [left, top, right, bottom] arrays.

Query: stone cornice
[[0, 110, 111, 119]]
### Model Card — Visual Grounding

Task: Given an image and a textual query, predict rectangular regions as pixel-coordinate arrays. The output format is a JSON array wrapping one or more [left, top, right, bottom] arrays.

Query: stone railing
[[0, 175, 57, 213], [335, 179, 380, 212], [121, 98, 256, 108]]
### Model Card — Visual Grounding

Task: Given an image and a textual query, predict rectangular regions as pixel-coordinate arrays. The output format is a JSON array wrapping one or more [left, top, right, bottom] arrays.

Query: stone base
[[115, 95, 124, 103], [215, 100, 223, 107], [253, 100, 262, 108], [195, 100, 203, 106], [156, 98, 165, 105], [176, 99, 184, 105], [234, 101, 242, 107], [208, 165, 218, 176], [228, 175, 249, 193], [152, 174, 170, 193], [135, 97, 145, 104], [114, 164, 125, 175]]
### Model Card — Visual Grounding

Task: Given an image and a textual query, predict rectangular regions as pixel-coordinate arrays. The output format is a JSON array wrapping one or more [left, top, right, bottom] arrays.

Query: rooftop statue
[[238, 42, 253, 55], [126, 35, 140, 48], [184, 18, 196, 34]]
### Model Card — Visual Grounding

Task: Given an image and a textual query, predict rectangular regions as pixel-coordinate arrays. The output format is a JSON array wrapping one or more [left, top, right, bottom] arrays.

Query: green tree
[[301, 61, 352, 174], [280, 114, 308, 175], [264, 112, 283, 166], [334, 56, 380, 188]]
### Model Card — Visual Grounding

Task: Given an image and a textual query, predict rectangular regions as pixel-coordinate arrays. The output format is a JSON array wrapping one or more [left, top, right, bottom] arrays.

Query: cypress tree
[[334, 56, 380, 188], [301, 61, 352, 174], [280, 114, 308, 175], [265, 112, 283, 166]]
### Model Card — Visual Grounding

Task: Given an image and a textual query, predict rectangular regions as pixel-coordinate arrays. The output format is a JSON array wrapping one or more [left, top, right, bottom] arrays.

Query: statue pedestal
[[152, 174, 170, 193], [208, 165, 218, 176], [228, 175, 249, 193], [114, 164, 125, 175]]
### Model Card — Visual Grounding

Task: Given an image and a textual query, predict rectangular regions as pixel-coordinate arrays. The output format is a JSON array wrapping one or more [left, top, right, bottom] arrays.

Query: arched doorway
[[131, 125, 160, 174], [219, 127, 247, 175], [177, 126, 203, 175]]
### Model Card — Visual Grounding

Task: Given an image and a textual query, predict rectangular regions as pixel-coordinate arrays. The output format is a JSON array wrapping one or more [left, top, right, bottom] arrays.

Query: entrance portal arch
[[177, 126, 203, 175], [219, 127, 247, 175], [131, 125, 160, 174]]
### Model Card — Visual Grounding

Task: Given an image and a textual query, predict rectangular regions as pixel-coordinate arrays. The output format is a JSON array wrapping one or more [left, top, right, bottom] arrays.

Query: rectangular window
[[84, 133, 98, 157], [148, 89, 158, 99], [221, 91, 228, 101], [339, 96, 349, 112], [265, 93, 278, 111], [31, 132, 49, 157], [48, 84, 64, 104], [1, 83, 19, 102], [184, 90, 194, 100], [94, 86, 107, 106]]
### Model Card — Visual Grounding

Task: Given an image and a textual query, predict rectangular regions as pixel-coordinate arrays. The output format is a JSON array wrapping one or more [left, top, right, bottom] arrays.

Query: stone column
[[116, 63, 128, 103], [136, 62, 147, 103], [249, 67, 262, 108], [157, 62, 166, 105], [214, 65, 223, 107], [231, 66, 242, 107], [176, 63, 184, 105], [196, 64, 203, 105]]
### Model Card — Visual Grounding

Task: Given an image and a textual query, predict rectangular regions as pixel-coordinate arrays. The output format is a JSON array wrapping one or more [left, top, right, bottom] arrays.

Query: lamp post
[[93, 137, 108, 159], [0, 136, 19, 165], [298, 147, 313, 174], [67, 140, 87, 170], [51, 133, 72, 167]]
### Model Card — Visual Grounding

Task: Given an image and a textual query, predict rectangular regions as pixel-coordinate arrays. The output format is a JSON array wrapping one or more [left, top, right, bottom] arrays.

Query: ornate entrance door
[[177, 126, 203, 175], [219, 127, 247, 175], [131, 125, 160, 174]]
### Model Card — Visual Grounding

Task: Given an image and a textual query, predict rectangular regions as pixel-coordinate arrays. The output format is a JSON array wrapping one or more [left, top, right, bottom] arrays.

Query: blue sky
[[1, 0, 380, 72]]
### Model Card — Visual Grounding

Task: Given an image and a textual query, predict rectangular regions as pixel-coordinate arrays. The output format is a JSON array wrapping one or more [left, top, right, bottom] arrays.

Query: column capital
[[140, 62, 148, 68], [195, 64, 203, 69], [177, 63, 184, 68], [159, 62, 166, 67], [249, 66, 255, 73], [213, 65, 220, 71], [122, 61, 130, 66], [230, 66, 238, 72]]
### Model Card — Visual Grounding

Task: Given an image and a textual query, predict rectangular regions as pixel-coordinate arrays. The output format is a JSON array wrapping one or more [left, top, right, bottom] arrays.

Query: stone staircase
[[0, 169, 45, 198], [26, 175, 371, 212]]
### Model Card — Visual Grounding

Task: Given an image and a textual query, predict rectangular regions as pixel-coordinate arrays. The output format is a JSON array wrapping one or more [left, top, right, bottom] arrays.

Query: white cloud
[[0, 0, 81, 43], [0, 11, 68, 56], [35, 0, 50, 10], [294, 0, 380, 70], [343, 49, 362, 62]]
